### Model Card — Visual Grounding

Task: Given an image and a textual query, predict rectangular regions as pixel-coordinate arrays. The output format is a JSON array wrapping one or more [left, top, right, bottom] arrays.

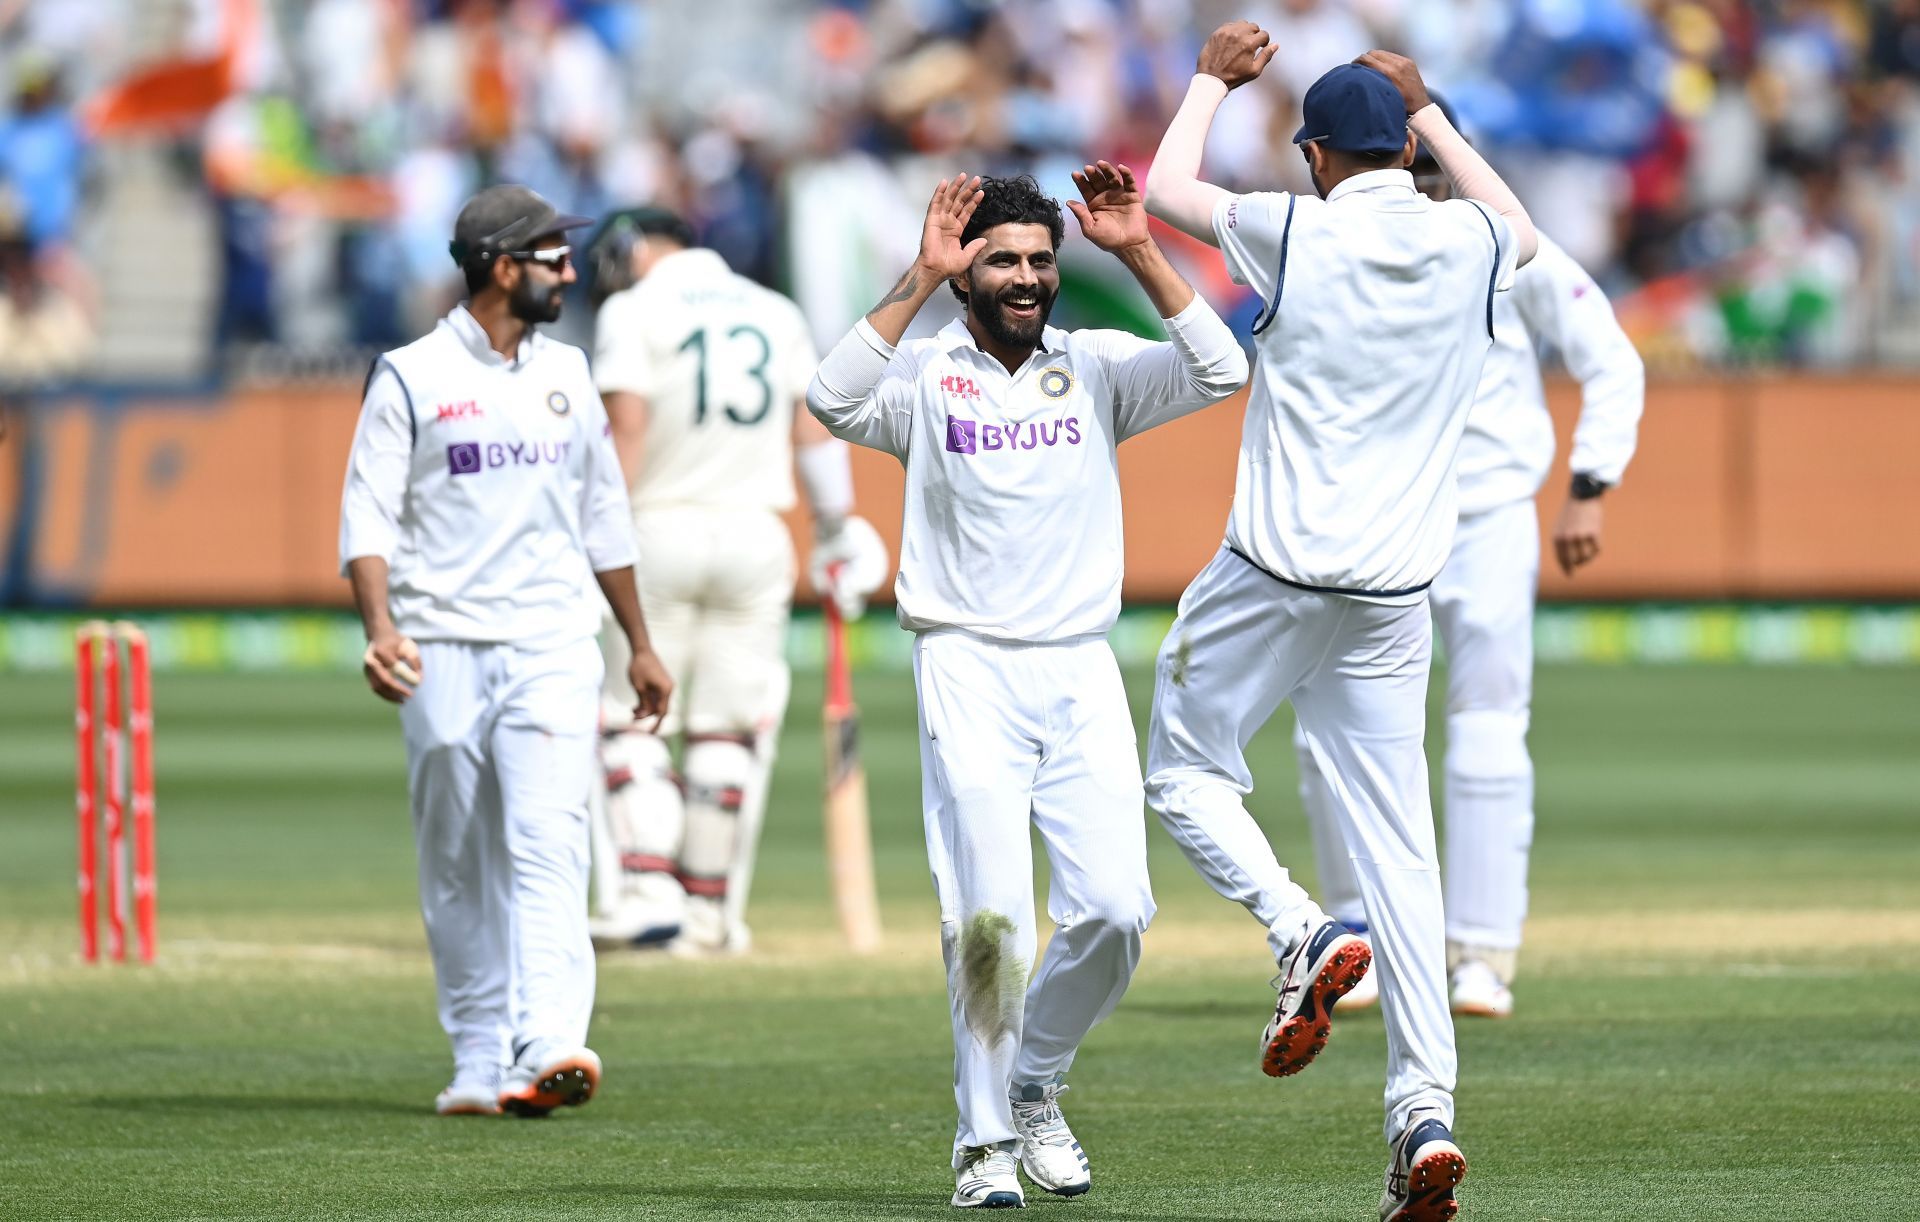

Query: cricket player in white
[[583, 207, 888, 955], [1143, 27, 1538, 1222], [808, 169, 1246, 1208], [339, 185, 674, 1119], [1301, 103, 1645, 1020]]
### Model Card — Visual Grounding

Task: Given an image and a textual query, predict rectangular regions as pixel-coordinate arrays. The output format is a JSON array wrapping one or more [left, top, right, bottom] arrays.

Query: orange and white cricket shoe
[[436, 1068, 502, 1116], [1380, 1111, 1466, 1221], [1260, 918, 1373, 1078], [498, 1041, 602, 1118]]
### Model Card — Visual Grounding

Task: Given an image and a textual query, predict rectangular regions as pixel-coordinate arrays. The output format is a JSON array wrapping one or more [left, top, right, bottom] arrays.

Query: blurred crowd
[[1, 0, 1918, 378]]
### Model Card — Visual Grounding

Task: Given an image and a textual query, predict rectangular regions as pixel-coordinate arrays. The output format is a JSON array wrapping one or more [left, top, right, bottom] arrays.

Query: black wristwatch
[[1569, 472, 1610, 501]]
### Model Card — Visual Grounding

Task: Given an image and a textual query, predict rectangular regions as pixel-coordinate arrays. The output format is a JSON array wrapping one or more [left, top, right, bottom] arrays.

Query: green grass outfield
[[3, 664, 1917, 1220]]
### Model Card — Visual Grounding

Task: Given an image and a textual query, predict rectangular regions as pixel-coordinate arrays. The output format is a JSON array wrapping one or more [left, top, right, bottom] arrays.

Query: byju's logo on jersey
[[448, 442, 483, 474], [448, 440, 573, 476], [940, 374, 981, 400], [945, 415, 1081, 455]]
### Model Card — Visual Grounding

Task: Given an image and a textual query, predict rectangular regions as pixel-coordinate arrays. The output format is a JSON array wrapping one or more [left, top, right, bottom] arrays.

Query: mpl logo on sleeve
[[435, 400, 483, 423]]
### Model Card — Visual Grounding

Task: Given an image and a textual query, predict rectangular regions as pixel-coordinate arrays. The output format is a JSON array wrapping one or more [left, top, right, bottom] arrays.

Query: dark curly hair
[[950, 174, 1064, 306]]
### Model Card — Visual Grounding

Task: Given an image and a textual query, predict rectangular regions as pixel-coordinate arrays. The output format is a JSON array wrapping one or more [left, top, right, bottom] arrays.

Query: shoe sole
[[1261, 939, 1372, 1077], [1020, 1164, 1090, 1198], [436, 1100, 501, 1116], [1451, 999, 1512, 1019], [950, 1191, 1024, 1209], [499, 1055, 600, 1118], [1387, 1144, 1468, 1222]]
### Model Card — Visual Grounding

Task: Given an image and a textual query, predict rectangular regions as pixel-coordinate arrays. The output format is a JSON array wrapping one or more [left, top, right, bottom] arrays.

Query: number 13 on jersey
[[678, 325, 774, 426]]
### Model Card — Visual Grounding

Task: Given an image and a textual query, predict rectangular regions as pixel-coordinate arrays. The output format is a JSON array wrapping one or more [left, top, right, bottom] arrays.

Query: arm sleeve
[[1408, 103, 1537, 266], [1516, 243, 1645, 486], [578, 384, 639, 571], [1143, 74, 1237, 244], [337, 361, 413, 575], [1102, 295, 1250, 441], [805, 319, 917, 458], [592, 292, 657, 398]]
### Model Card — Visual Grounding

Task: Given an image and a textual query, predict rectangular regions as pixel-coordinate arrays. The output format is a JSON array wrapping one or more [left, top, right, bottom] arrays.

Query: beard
[[509, 274, 566, 324], [972, 283, 1057, 351]]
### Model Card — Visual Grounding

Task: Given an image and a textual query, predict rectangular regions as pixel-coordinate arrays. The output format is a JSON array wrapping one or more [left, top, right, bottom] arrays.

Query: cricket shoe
[[1009, 1082, 1090, 1197], [951, 1145, 1025, 1209], [668, 895, 751, 958], [497, 1039, 601, 1117], [435, 1066, 502, 1116], [1380, 1112, 1466, 1222], [1260, 918, 1373, 1077], [1449, 960, 1513, 1019]]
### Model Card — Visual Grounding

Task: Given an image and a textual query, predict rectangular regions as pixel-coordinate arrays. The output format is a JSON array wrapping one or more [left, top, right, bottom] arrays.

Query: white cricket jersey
[[593, 249, 818, 513], [338, 306, 636, 650], [1456, 232, 1644, 516], [1213, 170, 1518, 601], [808, 298, 1247, 643]]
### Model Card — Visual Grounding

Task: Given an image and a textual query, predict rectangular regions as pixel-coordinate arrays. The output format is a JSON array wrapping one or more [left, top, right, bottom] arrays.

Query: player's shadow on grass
[[533, 1185, 1256, 1219], [80, 1093, 425, 1116]]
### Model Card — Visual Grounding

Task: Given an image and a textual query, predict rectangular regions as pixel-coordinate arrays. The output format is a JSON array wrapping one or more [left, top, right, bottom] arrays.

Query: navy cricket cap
[[448, 185, 592, 268], [1292, 63, 1410, 154]]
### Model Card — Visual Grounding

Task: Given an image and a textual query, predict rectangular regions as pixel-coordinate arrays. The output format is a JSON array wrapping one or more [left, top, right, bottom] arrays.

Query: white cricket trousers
[[913, 630, 1156, 1164], [1144, 547, 1455, 1140], [602, 506, 794, 737], [1301, 499, 1538, 955], [401, 636, 602, 1074]]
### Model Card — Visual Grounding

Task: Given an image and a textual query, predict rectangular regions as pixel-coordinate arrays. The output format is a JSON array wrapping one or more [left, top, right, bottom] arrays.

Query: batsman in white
[[808, 170, 1245, 1208], [1143, 26, 1538, 1222], [1304, 97, 1645, 1021], [339, 185, 674, 1119], [582, 206, 887, 956]]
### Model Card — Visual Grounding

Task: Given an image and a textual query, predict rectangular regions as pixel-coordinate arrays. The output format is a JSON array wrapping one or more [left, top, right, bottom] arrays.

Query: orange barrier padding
[[5, 374, 1916, 608]]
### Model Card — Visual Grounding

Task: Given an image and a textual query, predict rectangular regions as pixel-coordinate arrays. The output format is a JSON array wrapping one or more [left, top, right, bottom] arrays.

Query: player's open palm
[[918, 173, 987, 279], [1069, 161, 1151, 253]]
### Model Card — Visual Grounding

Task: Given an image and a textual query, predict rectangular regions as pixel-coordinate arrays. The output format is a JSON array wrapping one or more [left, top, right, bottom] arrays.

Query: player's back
[[1215, 173, 1515, 598], [593, 249, 817, 514]]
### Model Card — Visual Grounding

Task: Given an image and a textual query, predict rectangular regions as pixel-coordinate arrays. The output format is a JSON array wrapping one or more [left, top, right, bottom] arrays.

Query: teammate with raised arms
[[808, 169, 1246, 1208], [1142, 24, 1538, 1221], [1301, 100, 1645, 1021]]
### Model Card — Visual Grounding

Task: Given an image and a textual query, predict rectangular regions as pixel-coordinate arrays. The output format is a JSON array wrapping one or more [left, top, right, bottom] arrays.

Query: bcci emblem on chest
[[547, 391, 571, 416], [1038, 368, 1074, 400]]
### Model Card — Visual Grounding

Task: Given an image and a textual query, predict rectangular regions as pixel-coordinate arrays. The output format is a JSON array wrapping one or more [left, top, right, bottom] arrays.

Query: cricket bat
[[822, 572, 883, 954]]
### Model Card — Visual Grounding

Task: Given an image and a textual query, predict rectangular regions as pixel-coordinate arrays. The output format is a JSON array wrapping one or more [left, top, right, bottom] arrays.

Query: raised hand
[[1353, 50, 1432, 114], [917, 173, 988, 280], [1198, 21, 1277, 90], [1068, 161, 1150, 254]]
